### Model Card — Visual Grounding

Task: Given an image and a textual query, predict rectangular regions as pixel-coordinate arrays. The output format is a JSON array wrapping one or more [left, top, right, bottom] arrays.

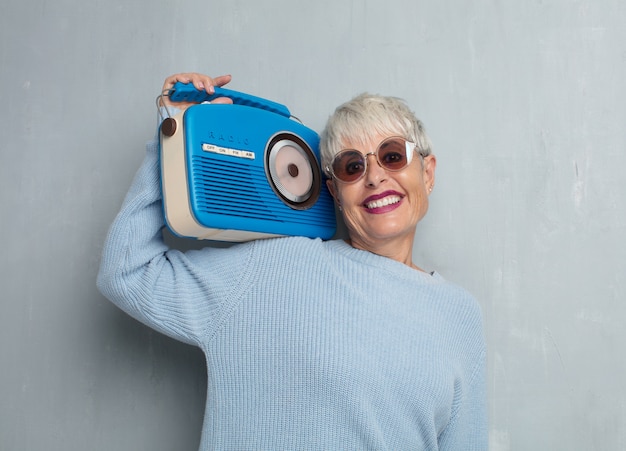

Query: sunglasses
[[326, 136, 420, 184]]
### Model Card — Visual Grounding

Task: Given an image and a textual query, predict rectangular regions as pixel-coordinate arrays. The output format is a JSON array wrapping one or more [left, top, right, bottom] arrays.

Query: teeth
[[366, 195, 401, 209]]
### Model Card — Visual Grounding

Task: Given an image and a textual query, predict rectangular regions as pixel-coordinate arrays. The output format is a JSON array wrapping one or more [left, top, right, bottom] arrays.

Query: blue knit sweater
[[97, 138, 488, 450]]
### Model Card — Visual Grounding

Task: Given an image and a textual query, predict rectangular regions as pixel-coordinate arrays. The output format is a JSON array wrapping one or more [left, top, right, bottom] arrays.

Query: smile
[[364, 194, 402, 210]]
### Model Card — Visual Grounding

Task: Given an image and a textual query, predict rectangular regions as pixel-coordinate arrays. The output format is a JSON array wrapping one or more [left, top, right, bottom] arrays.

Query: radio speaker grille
[[190, 155, 335, 227]]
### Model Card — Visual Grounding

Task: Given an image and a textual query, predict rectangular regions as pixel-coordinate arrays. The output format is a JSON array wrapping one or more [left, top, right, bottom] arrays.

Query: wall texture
[[1, 0, 625, 450]]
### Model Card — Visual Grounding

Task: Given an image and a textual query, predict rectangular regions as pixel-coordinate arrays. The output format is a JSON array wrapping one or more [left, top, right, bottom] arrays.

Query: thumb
[[210, 97, 234, 105]]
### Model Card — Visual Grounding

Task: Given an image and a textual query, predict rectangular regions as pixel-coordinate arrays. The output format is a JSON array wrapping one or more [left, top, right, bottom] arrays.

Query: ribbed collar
[[323, 239, 442, 283]]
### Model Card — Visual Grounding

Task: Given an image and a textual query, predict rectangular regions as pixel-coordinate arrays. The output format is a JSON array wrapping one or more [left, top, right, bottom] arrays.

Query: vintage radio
[[158, 82, 336, 242]]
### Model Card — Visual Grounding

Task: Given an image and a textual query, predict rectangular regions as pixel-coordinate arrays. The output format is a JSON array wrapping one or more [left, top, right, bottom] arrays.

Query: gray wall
[[2, 0, 625, 450]]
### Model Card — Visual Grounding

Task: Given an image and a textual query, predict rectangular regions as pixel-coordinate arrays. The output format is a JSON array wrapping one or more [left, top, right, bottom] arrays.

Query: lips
[[363, 191, 404, 210]]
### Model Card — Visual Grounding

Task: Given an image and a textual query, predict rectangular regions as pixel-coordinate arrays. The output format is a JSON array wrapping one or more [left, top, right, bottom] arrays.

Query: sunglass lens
[[332, 150, 365, 182], [378, 138, 409, 171]]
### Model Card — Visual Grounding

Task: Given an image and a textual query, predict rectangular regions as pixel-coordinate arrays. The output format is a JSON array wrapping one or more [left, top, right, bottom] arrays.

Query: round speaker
[[266, 133, 321, 210]]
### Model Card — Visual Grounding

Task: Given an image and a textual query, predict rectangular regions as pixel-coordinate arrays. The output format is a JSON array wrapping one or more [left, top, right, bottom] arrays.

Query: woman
[[97, 72, 487, 450]]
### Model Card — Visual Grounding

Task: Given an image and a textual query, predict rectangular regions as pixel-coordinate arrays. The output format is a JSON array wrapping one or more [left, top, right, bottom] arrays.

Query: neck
[[346, 234, 425, 272]]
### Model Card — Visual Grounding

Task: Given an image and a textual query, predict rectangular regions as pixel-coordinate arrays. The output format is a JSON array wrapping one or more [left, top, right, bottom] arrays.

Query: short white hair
[[320, 93, 432, 175]]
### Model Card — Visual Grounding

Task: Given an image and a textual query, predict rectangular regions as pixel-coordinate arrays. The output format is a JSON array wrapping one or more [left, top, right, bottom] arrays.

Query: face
[[326, 133, 436, 251]]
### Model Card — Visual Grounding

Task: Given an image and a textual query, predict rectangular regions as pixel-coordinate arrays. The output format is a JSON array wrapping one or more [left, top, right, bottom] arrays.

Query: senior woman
[[97, 72, 487, 450]]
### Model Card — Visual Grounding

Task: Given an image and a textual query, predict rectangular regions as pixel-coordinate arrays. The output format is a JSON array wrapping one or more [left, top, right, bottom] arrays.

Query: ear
[[326, 179, 339, 202], [422, 154, 436, 191]]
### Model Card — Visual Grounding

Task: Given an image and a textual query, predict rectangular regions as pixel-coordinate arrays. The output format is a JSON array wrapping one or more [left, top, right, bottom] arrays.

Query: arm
[[97, 73, 244, 346]]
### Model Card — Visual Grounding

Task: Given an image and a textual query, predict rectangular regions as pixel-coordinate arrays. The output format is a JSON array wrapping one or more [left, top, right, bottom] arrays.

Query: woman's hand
[[159, 72, 233, 110]]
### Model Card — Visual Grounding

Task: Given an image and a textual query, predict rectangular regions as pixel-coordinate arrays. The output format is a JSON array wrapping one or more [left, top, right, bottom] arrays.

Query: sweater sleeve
[[96, 133, 255, 347]]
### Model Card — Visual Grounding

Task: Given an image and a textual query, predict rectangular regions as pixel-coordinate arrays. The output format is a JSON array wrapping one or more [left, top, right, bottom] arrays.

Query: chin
[[362, 226, 415, 243]]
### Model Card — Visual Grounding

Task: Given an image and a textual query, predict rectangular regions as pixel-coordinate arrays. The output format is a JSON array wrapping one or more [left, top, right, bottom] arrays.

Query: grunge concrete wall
[[1, 0, 625, 449]]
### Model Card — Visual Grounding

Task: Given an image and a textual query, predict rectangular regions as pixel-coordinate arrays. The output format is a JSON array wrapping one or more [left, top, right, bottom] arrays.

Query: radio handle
[[168, 82, 292, 118]]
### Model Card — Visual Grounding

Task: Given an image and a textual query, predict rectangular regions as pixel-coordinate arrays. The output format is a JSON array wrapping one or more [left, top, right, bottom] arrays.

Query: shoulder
[[432, 272, 482, 313], [251, 236, 341, 256]]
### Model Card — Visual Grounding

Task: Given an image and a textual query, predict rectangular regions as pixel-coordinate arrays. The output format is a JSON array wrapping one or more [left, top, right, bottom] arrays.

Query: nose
[[363, 152, 387, 187]]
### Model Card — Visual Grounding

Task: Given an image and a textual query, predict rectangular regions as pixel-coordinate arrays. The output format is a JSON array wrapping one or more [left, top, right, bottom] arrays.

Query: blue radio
[[158, 82, 337, 242]]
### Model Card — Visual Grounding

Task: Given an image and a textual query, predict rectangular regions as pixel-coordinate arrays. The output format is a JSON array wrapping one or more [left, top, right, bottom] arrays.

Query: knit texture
[[97, 139, 488, 450]]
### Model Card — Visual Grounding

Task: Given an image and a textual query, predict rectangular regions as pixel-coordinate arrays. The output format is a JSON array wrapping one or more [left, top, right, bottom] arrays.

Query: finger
[[190, 75, 214, 94], [212, 74, 232, 88], [191, 74, 231, 95], [162, 73, 192, 91], [161, 73, 206, 95]]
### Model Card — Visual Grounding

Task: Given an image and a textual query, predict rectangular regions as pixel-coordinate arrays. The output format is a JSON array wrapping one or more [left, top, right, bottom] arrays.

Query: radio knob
[[161, 118, 177, 137]]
